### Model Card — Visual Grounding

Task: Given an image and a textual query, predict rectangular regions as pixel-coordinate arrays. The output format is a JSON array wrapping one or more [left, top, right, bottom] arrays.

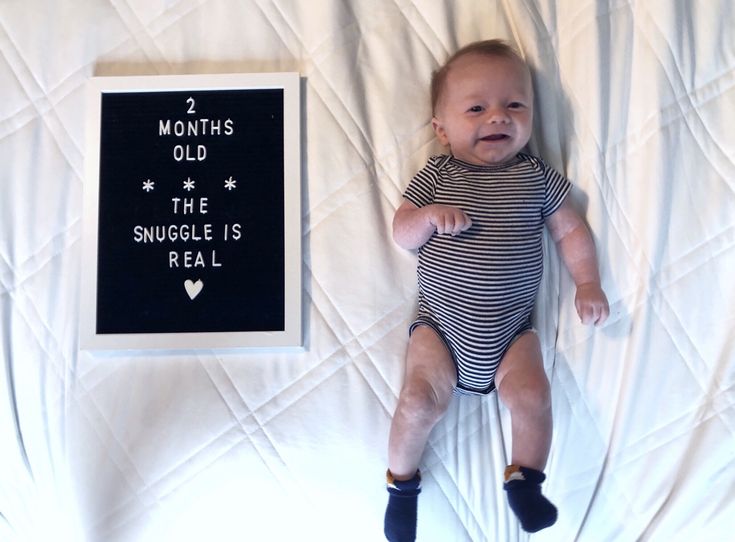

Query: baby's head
[[430, 39, 534, 166]]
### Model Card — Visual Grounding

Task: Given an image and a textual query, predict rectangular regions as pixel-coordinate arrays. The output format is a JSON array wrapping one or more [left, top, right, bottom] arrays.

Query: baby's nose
[[486, 107, 510, 123]]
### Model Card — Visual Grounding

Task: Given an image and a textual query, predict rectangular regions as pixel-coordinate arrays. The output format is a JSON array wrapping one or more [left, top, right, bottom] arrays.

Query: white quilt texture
[[1, 1, 734, 541]]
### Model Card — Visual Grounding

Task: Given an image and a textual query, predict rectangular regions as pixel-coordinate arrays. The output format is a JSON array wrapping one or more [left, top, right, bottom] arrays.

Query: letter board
[[81, 73, 301, 350]]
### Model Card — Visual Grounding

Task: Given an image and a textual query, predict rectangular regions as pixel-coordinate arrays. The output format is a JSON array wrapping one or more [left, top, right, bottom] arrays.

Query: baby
[[384, 40, 609, 541]]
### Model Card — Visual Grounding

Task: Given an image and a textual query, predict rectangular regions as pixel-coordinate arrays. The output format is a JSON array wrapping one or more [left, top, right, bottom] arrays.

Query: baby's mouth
[[480, 134, 510, 141]]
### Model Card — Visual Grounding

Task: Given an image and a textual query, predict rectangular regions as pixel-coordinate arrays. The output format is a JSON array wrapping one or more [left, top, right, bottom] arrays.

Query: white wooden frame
[[81, 73, 301, 351]]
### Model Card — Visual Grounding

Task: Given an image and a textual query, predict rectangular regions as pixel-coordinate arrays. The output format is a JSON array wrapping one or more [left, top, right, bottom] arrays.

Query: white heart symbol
[[184, 279, 203, 300]]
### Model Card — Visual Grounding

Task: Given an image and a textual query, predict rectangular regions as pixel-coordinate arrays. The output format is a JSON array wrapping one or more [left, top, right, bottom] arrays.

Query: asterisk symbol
[[224, 176, 237, 190], [183, 177, 195, 191], [142, 179, 155, 192]]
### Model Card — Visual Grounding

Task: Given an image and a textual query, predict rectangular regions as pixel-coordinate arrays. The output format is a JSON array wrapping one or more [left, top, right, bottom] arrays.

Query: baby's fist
[[575, 282, 609, 326], [428, 205, 473, 236]]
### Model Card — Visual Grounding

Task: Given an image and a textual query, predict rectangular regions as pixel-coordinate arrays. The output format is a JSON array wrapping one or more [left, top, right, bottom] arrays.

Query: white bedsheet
[[2, 1, 734, 541]]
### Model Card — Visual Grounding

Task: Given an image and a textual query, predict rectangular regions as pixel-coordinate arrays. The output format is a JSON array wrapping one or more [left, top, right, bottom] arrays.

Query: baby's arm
[[393, 200, 472, 250], [546, 198, 609, 326]]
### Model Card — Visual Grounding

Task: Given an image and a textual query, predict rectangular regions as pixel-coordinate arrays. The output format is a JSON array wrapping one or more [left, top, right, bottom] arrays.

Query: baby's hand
[[575, 282, 609, 326], [427, 204, 473, 236]]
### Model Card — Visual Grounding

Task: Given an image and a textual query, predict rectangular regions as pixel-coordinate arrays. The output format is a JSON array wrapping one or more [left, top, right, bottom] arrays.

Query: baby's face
[[432, 53, 533, 166]]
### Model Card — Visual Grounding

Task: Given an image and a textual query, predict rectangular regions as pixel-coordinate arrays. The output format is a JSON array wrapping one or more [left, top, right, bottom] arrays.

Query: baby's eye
[[508, 102, 525, 110], [467, 105, 484, 113]]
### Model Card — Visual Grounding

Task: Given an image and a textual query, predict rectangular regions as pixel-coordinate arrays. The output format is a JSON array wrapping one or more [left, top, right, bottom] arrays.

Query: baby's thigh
[[404, 325, 458, 397], [494, 331, 549, 401]]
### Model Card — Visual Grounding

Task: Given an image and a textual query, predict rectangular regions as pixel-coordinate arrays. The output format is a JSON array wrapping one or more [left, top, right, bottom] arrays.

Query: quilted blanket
[[2, 1, 734, 541]]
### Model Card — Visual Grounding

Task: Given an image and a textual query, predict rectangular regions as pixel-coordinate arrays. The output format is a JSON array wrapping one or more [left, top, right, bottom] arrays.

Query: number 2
[[186, 97, 196, 114]]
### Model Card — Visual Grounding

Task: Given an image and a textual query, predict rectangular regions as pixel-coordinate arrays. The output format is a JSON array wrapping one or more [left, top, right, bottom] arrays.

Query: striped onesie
[[404, 153, 571, 395]]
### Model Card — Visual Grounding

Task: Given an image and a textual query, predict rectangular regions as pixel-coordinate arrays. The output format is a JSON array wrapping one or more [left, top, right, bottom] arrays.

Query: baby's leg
[[384, 326, 456, 542], [494, 332, 557, 532], [388, 325, 457, 478], [494, 331, 552, 470]]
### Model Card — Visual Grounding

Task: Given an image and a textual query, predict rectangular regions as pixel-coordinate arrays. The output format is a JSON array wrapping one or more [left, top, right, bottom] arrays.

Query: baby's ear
[[431, 117, 450, 146]]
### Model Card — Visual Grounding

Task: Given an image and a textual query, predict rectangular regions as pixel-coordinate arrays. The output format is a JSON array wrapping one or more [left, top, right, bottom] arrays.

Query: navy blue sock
[[383, 470, 421, 542], [503, 465, 557, 533]]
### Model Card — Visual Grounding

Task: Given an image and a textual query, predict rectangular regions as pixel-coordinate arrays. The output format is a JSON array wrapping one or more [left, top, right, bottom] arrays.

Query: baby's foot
[[503, 465, 557, 533], [384, 470, 421, 542]]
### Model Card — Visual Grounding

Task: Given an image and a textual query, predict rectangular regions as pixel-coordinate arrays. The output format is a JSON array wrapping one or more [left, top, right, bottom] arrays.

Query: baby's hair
[[430, 39, 527, 115]]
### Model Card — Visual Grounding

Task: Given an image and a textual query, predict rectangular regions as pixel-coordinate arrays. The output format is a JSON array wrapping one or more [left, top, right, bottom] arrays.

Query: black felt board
[[95, 88, 285, 334]]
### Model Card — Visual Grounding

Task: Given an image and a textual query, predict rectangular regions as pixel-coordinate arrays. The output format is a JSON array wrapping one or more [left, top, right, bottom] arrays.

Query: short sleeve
[[403, 156, 443, 208], [541, 161, 572, 218]]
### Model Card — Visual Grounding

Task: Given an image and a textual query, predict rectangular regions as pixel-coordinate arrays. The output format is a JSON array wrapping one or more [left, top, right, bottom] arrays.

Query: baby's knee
[[398, 378, 451, 424], [501, 375, 551, 413]]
